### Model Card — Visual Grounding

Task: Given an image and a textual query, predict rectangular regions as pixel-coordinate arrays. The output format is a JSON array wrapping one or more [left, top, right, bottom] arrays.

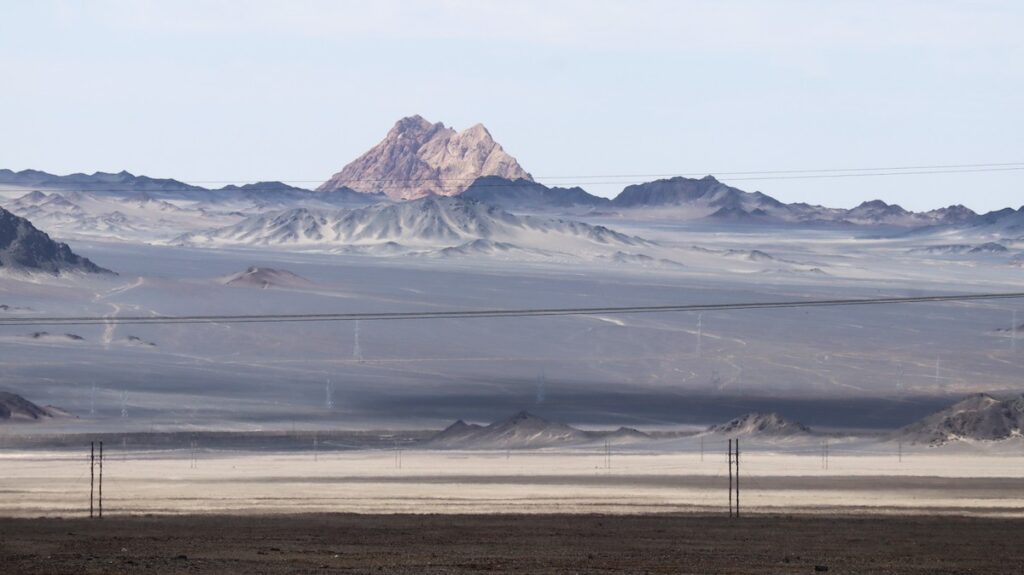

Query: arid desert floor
[[2, 513, 1023, 574], [3, 448, 1023, 518]]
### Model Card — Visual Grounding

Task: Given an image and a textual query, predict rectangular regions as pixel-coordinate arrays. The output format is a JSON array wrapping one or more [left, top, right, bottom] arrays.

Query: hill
[[897, 393, 1024, 445], [0, 208, 112, 274], [0, 391, 68, 422], [221, 266, 313, 289], [707, 412, 813, 437]]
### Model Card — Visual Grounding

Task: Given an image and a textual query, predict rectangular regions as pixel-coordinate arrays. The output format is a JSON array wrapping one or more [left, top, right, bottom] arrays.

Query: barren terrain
[[2, 513, 1022, 574]]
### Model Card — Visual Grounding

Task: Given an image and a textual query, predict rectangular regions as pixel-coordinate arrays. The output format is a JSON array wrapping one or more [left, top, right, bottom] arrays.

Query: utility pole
[[90, 442, 95, 518], [735, 439, 740, 518], [98, 441, 104, 518], [728, 439, 733, 517], [696, 313, 703, 357], [1013, 309, 1018, 353]]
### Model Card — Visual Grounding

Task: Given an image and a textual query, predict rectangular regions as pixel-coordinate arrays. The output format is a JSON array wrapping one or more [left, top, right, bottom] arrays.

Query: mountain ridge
[[175, 196, 645, 251]]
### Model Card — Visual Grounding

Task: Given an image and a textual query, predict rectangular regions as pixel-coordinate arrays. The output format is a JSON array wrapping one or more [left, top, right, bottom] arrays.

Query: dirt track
[[1, 513, 1022, 574]]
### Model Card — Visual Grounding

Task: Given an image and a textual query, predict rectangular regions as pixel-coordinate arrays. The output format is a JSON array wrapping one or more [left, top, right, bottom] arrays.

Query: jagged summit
[[898, 393, 1024, 445], [707, 412, 812, 437], [317, 116, 533, 200]]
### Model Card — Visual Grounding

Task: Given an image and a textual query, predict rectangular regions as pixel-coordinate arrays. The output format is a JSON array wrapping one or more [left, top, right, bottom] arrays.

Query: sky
[[1, 0, 1021, 212]]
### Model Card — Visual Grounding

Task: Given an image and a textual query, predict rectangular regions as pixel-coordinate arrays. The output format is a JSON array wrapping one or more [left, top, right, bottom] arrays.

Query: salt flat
[[3, 448, 1022, 518]]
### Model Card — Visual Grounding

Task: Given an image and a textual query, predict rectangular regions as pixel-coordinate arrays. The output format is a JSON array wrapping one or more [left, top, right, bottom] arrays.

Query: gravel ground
[[1, 513, 1022, 574]]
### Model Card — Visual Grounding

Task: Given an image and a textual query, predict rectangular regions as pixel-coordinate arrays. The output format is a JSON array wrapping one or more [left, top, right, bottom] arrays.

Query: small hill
[[221, 266, 312, 289], [0, 391, 67, 422], [707, 412, 812, 437], [428, 411, 590, 449], [0, 207, 112, 274], [897, 393, 1024, 445]]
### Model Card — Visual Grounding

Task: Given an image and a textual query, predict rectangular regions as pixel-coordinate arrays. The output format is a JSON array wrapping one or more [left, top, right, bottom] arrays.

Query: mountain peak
[[318, 116, 533, 200], [390, 115, 443, 137]]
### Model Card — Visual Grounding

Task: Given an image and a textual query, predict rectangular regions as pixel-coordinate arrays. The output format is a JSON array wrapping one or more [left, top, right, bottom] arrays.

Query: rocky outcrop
[[0, 208, 112, 274], [317, 116, 533, 200]]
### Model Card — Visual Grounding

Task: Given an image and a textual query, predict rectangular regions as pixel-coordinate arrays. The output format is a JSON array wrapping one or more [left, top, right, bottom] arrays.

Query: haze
[[1, 0, 1022, 212]]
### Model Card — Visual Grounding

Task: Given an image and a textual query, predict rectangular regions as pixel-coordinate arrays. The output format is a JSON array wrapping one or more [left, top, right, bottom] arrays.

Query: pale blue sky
[[1, 0, 1021, 211]]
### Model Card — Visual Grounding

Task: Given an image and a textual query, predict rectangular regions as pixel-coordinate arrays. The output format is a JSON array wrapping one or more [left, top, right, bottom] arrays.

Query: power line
[[0, 162, 1021, 193], [1, 292, 1021, 327]]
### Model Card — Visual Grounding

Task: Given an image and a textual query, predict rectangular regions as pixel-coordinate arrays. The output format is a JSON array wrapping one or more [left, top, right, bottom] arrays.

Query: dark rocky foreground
[[0, 513, 1021, 574]]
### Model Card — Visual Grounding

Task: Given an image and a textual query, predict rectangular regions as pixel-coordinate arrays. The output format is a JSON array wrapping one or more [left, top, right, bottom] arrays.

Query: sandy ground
[[3, 449, 1023, 518], [1, 513, 1022, 574]]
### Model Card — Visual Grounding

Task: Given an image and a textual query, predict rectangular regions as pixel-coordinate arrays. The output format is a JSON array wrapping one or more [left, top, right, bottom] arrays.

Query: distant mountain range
[[3, 115, 1022, 230], [0, 169, 383, 207], [0, 207, 111, 274], [426, 410, 825, 449], [427, 411, 648, 449]]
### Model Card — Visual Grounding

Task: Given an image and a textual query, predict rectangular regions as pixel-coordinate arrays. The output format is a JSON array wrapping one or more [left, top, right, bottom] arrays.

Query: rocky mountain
[[897, 393, 1024, 445], [222, 266, 312, 289], [317, 116, 533, 200], [707, 412, 812, 437], [0, 208, 112, 274], [0, 391, 67, 422], [176, 196, 644, 250], [460, 176, 610, 210]]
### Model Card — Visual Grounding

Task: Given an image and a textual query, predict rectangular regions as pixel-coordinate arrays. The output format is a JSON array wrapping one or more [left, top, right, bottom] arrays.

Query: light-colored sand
[[2, 449, 1022, 518]]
